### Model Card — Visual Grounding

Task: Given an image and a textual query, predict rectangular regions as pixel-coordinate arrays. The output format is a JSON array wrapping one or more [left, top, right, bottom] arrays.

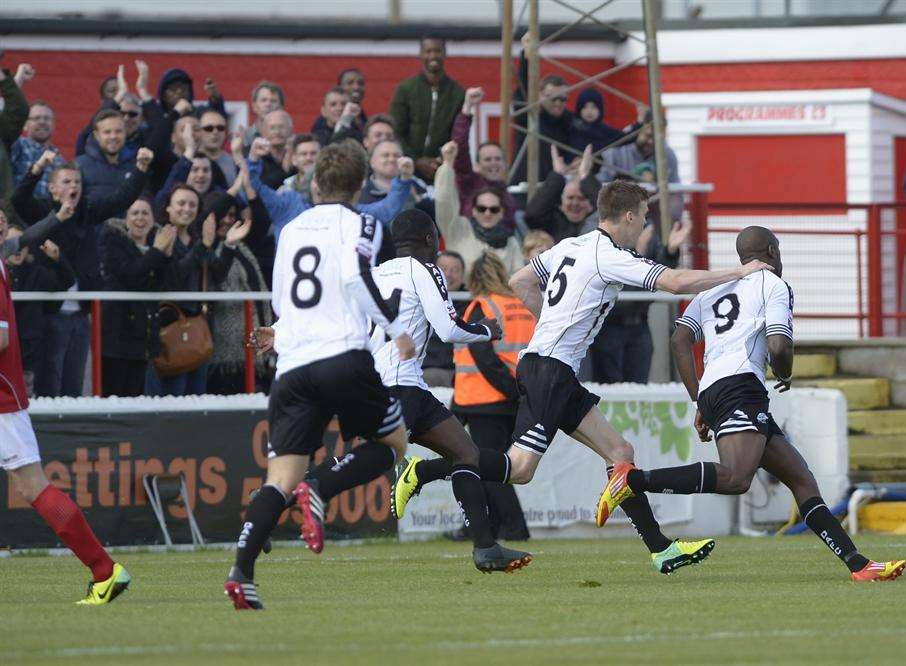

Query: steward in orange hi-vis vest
[[453, 293, 535, 407]]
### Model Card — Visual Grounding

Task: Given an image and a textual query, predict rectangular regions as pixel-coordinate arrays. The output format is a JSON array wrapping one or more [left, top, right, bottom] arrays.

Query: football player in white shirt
[[407, 181, 771, 574], [601, 226, 904, 582], [304, 209, 532, 572], [225, 141, 417, 610]]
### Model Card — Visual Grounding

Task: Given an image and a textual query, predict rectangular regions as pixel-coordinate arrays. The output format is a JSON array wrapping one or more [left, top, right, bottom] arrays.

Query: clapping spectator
[[203, 191, 269, 395], [524, 145, 599, 242], [99, 198, 178, 397], [11, 101, 65, 198], [243, 81, 285, 147], [198, 109, 236, 184], [0, 67, 29, 226], [452, 86, 517, 226], [144, 185, 233, 397], [362, 114, 396, 153], [390, 36, 465, 182], [568, 88, 631, 157], [76, 62, 163, 163], [435, 141, 523, 277]]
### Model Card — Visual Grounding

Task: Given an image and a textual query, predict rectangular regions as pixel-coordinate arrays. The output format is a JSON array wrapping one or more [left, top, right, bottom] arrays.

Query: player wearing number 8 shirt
[[225, 141, 416, 610], [406, 181, 772, 574], [600, 226, 905, 581]]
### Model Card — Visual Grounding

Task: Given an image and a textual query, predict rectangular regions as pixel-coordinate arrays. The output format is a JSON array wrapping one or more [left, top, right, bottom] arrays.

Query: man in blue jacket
[[75, 110, 134, 215], [244, 137, 415, 250]]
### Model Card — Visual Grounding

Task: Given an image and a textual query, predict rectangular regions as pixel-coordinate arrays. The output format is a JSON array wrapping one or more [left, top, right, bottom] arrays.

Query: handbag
[[154, 264, 213, 378]]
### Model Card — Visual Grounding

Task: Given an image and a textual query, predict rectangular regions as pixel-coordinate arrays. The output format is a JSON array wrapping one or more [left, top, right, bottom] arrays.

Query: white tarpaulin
[[397, 384, 848, 539]]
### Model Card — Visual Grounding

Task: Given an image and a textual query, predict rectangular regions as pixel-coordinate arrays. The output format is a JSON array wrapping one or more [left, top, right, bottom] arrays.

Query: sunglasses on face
[[475, 205, 502, 214], [123, 111, 141, 119], [549, 96, 568, 103], [202, 124, 226, 133]]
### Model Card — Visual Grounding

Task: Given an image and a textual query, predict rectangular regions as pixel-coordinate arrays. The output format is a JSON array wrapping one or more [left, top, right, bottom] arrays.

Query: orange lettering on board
[[199, 457, 227, 505]]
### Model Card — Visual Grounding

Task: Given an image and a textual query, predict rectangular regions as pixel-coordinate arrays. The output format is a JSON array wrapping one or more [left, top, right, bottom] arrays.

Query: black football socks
[[416, 449, 511, 485], [607, 465, 672, 553], [451, 464, 496, 549], [311, 441, 395, 501], [799, 496, 868, 572], [235, 484, 288, 579], [627, 462, 718, 495]]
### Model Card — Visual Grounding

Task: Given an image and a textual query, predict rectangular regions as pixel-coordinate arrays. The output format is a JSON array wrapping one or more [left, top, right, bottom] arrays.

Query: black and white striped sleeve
[[530, 250, 553, 288], [674, 296, 704, 341], [598, 243, 668, 292], [765, 279, 794, 341], [342, 214, 404, 338], [414, 261, 491, 344]]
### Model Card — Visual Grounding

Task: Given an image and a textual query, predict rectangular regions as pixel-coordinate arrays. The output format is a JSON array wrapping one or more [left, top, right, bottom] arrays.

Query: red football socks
[[31, 484, 114, 582]]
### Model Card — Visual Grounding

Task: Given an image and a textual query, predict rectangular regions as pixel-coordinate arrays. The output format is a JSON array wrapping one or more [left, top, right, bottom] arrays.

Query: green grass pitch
[[1, 535, 904, 665]]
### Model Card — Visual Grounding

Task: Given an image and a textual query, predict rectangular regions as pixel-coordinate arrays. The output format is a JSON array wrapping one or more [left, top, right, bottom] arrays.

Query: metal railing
[[12, 290, 690, 397]]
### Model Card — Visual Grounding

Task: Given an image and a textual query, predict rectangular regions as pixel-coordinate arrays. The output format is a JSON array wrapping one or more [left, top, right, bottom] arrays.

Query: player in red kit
[[0, 204, 131, 605]]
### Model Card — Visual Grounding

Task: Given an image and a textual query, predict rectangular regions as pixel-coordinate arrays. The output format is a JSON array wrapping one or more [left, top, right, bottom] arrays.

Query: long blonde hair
[[467, 251, 514, 297]]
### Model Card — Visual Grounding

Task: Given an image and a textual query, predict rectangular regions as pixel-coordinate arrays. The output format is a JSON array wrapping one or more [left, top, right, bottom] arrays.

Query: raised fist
[[14, 63, 36, 86], [249, 137, 271, 161], [136, 147, 154, 171], [440, 140, 458, 164], [464, 87, 484, 109], [397, 156, 415, 180], [174, 98, 194, 117]]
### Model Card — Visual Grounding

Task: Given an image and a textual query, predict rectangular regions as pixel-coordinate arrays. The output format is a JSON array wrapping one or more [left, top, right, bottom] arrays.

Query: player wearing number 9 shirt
[[602, 225, 904, 581], [225, 141, 416, 610], [413, 181, 772, 574]]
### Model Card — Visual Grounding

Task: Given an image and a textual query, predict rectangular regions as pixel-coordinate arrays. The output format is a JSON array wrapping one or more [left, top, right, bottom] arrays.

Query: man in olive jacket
[[389, 36, 465, 183]]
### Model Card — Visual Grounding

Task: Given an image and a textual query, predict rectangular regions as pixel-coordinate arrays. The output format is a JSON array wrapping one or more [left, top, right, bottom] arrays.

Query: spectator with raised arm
[[0, 67, 29, 226], [311, 87, 363, 148], [435, 141, 523, 277], [390, 35, 465, 182], [243, 81, 285, 147], [451, 86, 517, 227], [75, 62, 164, 164], [524, 145, 600, 242], [11, 150, 153, 396], [1, 199, 77, 397], [99, 198, 178, 397], [245, 137, 413, 244], [512, 34, 573, 184], [76, 109, 146, 211], [338, 68, 368, 125], [359, 139, 421, 208], [11, 101, 65, 198], [362, 114, 396, 154]]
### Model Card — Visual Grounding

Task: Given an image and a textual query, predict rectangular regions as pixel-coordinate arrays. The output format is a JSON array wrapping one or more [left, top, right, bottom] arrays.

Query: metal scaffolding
[[501, 0, 673, 242]]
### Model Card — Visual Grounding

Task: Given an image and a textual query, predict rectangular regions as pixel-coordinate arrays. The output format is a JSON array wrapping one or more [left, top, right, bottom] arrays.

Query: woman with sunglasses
[[435, 141, 523, 277]]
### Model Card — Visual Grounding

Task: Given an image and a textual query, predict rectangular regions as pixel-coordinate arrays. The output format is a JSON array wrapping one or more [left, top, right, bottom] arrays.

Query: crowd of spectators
[[0, 34, 688, 398]]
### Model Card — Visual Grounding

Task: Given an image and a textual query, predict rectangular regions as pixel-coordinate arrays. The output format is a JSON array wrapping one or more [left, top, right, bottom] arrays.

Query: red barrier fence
[[686, 194, 906, 339]]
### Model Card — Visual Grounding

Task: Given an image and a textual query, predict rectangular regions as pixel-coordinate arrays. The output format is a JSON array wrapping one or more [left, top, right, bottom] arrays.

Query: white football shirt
[[370, 257, 492, 389], [523, 228, 668, 374], [271, 204, 404, 377], [675, 269, 794, 394]]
